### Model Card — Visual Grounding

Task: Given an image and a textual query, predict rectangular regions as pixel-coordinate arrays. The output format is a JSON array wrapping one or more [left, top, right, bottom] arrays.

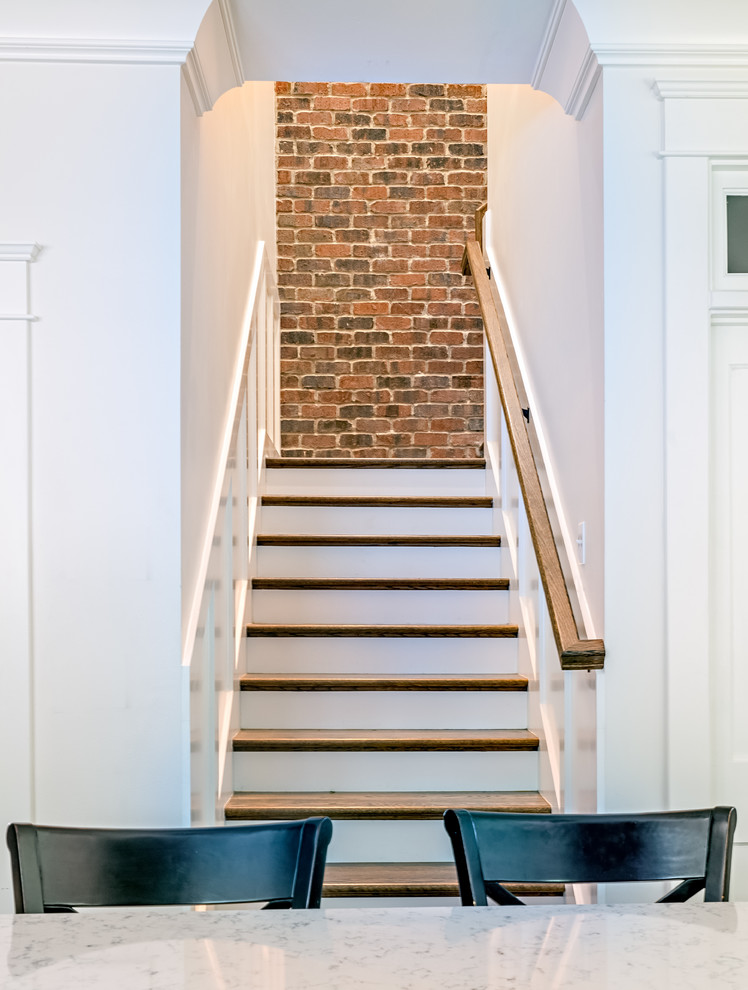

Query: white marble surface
[[2, 903, 748, 989]]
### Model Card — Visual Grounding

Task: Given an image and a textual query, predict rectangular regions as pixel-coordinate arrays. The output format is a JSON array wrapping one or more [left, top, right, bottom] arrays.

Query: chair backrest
[[7, 818, 333, 913], [443, 807, 737, 905]]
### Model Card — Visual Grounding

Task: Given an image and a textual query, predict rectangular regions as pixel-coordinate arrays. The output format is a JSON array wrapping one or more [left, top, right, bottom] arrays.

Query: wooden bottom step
[[261, 495, 493, 507], [322, 863, 564, 899], [225, 790, 551, 820]]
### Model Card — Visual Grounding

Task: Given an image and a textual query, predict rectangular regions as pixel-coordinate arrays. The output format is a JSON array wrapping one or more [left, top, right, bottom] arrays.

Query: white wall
[[0, 0, 207, 41], [0, 60, 184, 910], [180, 78, 276, 650], [486, 82, 604, 633], [575, 0, 748, 45]]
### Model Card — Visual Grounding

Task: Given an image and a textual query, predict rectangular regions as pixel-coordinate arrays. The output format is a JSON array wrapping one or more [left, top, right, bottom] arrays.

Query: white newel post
[[0, 243, 41, 909]]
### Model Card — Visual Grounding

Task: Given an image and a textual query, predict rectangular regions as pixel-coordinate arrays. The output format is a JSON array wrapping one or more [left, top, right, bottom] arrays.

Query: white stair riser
[[228, 818, 458, 863], [232, 751, 538, 791], [244, 637, 518, 674], [240, 691, 528, 730], [333, 820, 458, 864], [264, 468, 486, 497], [320, 896, 463, 907], [256, 545, 503, 579], [261, 505, 493, 536], [250, 589, 509, 625]]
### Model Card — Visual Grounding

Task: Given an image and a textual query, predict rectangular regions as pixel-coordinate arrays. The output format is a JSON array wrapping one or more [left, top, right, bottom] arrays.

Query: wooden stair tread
[[225, 790, 550, 819], [266, 457, 485, 469], [246, 623, 519, 638], [233, 728, 538, 751], [322, 863, 564, 898], [256, 534, 501, 547], [252, 578, 509, 591], [240, 672, 527, 691], [262, 495, 493, 507]]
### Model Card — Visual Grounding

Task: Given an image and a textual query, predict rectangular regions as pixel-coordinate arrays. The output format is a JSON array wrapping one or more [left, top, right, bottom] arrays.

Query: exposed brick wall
[[276, 82, 486, 459]]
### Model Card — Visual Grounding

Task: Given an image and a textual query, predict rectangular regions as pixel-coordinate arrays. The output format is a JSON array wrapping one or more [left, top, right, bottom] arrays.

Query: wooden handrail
[[462, 234, 605, 671]]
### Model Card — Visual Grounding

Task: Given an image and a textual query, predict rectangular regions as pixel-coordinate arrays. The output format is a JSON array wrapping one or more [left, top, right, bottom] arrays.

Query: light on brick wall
[[276, 81, 487, 459]]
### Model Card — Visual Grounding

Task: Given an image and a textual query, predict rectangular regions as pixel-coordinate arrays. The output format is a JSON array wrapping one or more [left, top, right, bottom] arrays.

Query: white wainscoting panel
[[711, 315, 748, 855], [0, 244, 41, 911]]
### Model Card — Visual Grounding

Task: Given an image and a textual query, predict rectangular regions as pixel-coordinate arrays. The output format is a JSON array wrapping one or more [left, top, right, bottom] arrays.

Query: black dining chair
[[7, 818, 333, 913], [443, 807, 737, 905]]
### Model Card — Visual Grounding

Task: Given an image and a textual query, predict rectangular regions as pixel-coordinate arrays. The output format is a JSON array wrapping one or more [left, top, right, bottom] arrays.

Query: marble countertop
[[2, 903, 748, 989]]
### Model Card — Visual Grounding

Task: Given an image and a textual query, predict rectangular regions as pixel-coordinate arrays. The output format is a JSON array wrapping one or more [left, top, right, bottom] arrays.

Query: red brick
[[370, 201, 409, 214], [352, 98, 389, 112], [297, 111, 333, 125], [390, 98, 427, 113], [352, 302, 390, 315], [313, 97, 352, 110], [332, 83, 367, 96], [426, 128, 462, 141], [312, 126, 349, 140], [370, 83, 408, 96], [446, 84, 484, 98], [377, 317, 412, 330], [315, 244, 352, 258], [427, 186, 463, 200], [293, 82, 329, 95], [388, 128, 426, 141]]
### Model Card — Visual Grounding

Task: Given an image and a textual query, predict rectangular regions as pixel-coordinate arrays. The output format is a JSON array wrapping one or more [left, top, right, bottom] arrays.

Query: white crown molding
[[0, 37, 191, 64], [218, 0, 245, 88], [182, 48, 212, 116], [0, 243, 41, 263], [593, 44, 748, 68], [659, 150, 748, 158], [565, 46, 601, 120], [711, 308, 748, 327], [531, 0, 567, 91], [654, 80, 748, 101]]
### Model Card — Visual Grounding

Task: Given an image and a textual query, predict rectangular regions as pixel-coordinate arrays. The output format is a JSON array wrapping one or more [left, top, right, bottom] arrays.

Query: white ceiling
[[230, 0, 557, 83]]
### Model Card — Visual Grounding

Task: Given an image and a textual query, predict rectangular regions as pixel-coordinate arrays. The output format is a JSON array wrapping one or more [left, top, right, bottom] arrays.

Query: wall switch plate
[[576, 522, 586, 565]]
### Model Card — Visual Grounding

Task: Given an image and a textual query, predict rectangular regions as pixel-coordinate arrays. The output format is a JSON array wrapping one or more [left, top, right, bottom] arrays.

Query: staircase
[[225, 455, 559, 904]]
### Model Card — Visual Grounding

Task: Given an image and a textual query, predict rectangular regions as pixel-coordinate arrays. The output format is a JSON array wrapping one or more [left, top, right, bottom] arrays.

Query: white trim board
[[182, 49, 212, 117], [655, 80, 748, 101], [531, 0, 568, 91], [217, 0, 245, 87], [0, 244, 41, 263], [593, 44, 748, 67], [565, 46, 600, 121], [0, 38, 191, 64]]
